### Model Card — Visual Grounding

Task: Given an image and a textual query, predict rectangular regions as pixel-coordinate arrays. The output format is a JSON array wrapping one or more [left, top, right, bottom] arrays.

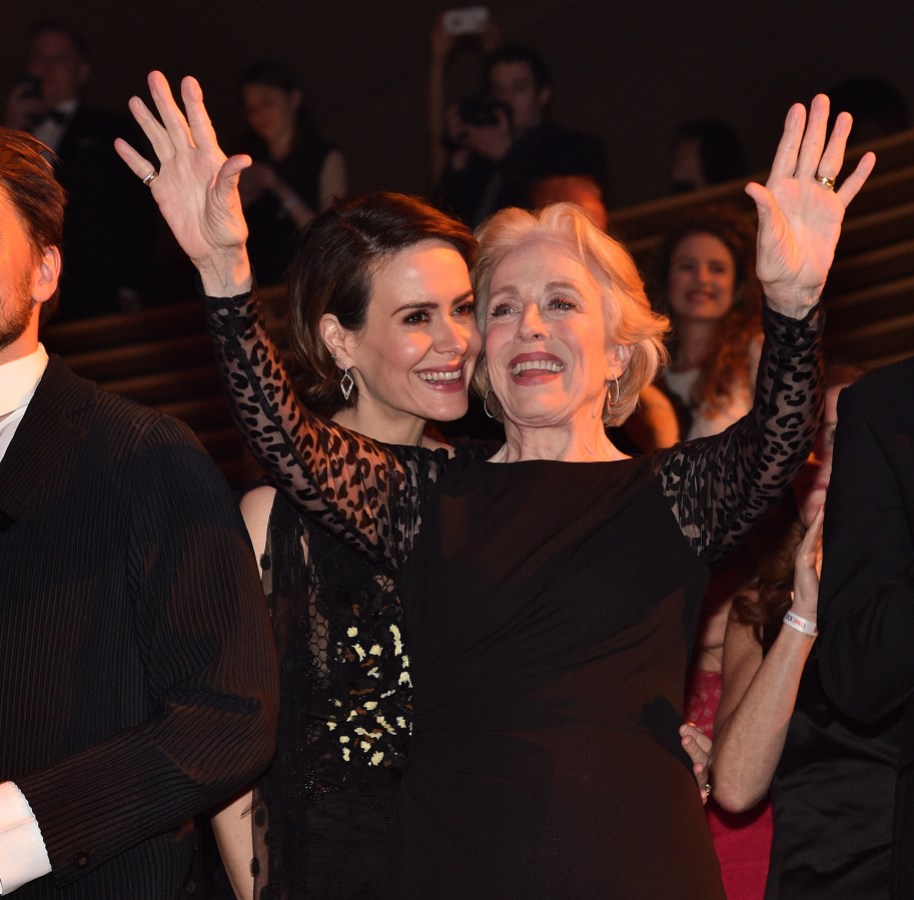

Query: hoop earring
[[483, 389, 501, 419], [340, 368, 355, 401], [606, 377, 620, 407]]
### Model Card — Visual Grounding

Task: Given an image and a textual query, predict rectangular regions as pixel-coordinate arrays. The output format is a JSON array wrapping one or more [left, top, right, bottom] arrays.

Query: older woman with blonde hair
[[471, 201, 667, 429], [118, 72, 873, 897]]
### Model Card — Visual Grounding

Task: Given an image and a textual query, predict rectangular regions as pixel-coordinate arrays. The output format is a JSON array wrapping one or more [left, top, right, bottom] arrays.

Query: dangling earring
[[333, 356, 355, 401], [606, 377, 620, 407], [340, 368, 355, 401], [483, 389, 501, 419]]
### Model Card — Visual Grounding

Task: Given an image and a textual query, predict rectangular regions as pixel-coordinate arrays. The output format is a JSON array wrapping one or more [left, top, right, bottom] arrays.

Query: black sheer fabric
[[204, 290, 822, 896], [204, 290, 822, 569], [252, 493, 409, 899]]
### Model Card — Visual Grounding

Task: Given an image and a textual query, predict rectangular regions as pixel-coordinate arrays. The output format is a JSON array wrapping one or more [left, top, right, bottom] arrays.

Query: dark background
[[3, 0, 911, 207]]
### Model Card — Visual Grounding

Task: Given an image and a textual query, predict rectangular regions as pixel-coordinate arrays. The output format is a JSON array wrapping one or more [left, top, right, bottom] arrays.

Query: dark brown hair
[[648, 203, 762, 415], [0, 127, 65, 322], [286, 192, 476, 414]]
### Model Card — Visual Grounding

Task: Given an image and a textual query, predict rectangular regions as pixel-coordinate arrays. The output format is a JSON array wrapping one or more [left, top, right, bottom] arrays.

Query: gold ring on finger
[[815, 174, 836, 190]]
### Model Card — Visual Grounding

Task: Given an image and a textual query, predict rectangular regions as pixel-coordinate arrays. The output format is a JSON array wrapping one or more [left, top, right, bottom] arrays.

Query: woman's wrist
[[763, 287, 823, 320], [281, 191, 304, 212], [195, 247, 254, 296], [783, 609, 818, 637]]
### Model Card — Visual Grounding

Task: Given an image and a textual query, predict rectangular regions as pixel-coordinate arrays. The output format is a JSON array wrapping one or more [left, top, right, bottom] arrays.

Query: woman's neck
[[267, 128, 294, 162], [495, 415, 627, 463], [332, 405, 427, 448]]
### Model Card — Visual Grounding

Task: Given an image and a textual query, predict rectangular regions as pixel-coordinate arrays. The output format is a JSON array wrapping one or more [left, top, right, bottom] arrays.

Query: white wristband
[[282, 193, 303, 213], [783, 609, 818, 637]]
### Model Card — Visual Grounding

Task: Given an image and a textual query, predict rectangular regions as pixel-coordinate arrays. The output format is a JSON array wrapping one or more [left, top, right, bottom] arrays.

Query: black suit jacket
[[818, 354, 914, 898], [53, 106, 155, 318], [0, 356, 278, 898]]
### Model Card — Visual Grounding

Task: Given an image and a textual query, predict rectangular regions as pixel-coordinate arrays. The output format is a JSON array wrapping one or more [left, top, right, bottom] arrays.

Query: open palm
[[746, 95, 875, 318], [115, 72, 252, 285]]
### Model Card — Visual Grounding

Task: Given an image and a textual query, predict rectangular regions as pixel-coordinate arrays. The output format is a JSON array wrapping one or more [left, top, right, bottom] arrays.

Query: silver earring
[[483, 389, 501, 419], [340, 368, 355, 401], [606, 377, 620, 407]]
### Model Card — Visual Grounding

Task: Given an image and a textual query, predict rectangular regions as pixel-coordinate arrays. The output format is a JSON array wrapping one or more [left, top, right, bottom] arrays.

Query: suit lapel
[[0, 356, 95, 525]]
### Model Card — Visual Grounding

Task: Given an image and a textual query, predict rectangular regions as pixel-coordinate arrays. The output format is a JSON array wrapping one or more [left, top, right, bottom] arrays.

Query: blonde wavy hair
[[471, 203, 670, 426]]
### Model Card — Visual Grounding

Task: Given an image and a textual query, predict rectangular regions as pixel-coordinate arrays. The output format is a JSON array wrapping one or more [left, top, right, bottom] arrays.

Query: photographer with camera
[[430, 15, 605, 227]]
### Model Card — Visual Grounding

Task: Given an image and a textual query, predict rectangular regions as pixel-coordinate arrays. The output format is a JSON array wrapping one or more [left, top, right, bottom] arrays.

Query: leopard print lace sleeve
[[204, 291, 437, 570], [653, 303, 824, 563]]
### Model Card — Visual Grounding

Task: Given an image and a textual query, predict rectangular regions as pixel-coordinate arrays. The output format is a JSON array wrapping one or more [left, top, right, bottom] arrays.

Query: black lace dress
[[252, 492, 411, 898], [205, 291, 822, 898]]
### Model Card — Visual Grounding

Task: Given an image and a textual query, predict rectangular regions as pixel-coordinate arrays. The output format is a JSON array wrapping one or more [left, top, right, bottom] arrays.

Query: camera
[[457, 95, 511, 128]]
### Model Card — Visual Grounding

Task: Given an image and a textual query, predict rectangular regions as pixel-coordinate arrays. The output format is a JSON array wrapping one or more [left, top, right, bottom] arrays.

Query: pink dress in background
[[686, 668, 773, 900]]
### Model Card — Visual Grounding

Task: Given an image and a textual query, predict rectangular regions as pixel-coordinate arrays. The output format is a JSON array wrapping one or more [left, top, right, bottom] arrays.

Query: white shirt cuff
[[0, 782, 52, 893]]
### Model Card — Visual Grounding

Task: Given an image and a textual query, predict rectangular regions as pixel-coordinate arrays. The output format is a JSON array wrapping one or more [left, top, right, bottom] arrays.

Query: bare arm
[[712, 510, 823, 812], [212, 792, 254, 900], [318, 148, 347, 210], [209, 484, 278, 900]]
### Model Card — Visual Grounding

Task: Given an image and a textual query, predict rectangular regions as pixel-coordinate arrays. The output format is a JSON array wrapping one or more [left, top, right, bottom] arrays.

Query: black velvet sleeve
[[654, 303, 824, 563], [204, 291, 442, 572]]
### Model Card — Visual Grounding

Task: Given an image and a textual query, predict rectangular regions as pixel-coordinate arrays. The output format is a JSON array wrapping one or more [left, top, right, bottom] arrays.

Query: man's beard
[[0, 270, 35, 354]]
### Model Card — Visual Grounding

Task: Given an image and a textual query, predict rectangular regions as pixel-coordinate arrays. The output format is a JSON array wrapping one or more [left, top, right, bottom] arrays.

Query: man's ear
[[319, 313, 357, 368], [537, 86, 552, 110], [31, 245, 61, 305]]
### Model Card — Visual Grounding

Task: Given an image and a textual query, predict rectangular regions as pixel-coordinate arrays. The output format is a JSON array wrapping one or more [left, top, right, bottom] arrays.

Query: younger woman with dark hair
[[211, 192, 481, 898], [237, 60, 347, 285]]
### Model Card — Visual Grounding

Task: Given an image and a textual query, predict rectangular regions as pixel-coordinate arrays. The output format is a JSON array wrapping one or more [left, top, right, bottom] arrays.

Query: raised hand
[[114, 71, 253, 294], [746, 94, 876, 318], [792, 505, 824, 621]]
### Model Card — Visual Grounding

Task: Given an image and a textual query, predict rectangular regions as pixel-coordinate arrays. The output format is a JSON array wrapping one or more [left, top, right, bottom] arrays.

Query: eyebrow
[[390, 290, 473, 317], [544, 280, 583, 293], [489, 279, 583, 300]]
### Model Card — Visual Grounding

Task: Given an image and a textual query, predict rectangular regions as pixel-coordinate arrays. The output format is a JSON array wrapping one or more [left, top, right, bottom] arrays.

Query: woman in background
[[237, 60, 346, 284], [648, 203, 764, 442], [713, 365, 904, 898]]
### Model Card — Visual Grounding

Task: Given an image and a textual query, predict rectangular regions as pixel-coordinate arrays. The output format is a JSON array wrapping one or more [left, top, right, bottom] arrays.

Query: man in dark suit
[[4, 20, 154, 318], [0, 128, 277, 897], [818, 355, 914, 899]]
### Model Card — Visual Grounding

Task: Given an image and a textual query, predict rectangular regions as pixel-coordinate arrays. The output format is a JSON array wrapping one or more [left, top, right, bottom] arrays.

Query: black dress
[[204, 292, 822, 898], [252, 492, 410, 899]]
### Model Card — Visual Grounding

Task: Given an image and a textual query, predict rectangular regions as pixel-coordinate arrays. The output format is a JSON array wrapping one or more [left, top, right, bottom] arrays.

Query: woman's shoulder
[[239, 483, 278, 567]]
